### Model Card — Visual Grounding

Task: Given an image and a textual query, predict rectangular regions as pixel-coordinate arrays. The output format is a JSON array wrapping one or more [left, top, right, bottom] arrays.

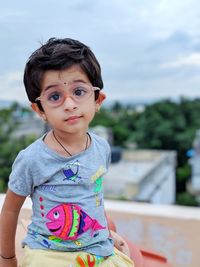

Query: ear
[[31, 103, 47, 122], [95, 91, 106, 112]]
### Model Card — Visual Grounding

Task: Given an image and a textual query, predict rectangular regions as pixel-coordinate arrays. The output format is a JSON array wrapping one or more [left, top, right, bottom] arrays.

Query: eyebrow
[[43, 79, 88, 92], [43, 84, 59, 92]]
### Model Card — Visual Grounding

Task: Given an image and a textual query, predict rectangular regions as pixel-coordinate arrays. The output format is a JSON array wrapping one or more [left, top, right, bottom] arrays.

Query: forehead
[[41, 66, 90, 90]]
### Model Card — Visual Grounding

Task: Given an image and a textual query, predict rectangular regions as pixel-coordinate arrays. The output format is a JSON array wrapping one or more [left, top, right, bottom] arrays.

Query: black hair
[[23, 38, 103, 107]]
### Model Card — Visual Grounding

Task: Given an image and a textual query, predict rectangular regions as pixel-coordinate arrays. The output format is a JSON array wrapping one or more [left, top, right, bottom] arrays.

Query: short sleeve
[[8, 150, 34, 196]]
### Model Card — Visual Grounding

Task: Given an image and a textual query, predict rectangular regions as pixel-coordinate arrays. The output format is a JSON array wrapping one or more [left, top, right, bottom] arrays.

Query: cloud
[[161, 53, 200, 68], [4, 71, 22, 82], [0, 71, 28, 103]]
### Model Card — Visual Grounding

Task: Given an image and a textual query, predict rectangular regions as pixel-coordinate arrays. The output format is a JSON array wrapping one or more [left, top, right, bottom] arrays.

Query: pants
[[20, 246, 134, 267]]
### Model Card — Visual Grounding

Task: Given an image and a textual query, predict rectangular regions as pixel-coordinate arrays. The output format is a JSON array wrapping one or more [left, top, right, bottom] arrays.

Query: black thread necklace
[[52, 130, 89, 156]]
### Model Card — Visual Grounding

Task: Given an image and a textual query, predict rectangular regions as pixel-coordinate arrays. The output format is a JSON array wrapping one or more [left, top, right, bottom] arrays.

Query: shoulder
[[89, 132, 111, 165], [88, 131, 111, 168], [17, 136, 43, 157], [89, 131, 110, 150], [13, 136, 44, 166]]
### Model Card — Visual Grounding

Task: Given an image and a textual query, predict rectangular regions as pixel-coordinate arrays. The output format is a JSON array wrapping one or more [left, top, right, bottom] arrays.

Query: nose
[[63, 95, 77, 110]]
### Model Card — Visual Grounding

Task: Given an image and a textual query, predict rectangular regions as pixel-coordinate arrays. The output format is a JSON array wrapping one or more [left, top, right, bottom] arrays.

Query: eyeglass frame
[[35, 82, 100, 108]]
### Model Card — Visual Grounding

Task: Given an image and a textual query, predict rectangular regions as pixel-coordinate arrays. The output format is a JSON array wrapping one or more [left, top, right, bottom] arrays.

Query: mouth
[[49, 225, 62, 232], [65, 116, 82, 123]]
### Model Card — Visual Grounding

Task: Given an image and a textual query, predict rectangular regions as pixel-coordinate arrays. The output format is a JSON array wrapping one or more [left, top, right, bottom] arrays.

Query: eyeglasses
[[35, 82, 100, 107]]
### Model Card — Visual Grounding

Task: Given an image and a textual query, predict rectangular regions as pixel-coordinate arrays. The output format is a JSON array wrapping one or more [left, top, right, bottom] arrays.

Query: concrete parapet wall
[[1, 195, 199, 267], [105, 200, 200, 267]]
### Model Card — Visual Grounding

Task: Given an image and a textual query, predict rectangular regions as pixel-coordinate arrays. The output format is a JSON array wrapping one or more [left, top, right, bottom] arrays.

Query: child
[[0, 38, 134, 267]]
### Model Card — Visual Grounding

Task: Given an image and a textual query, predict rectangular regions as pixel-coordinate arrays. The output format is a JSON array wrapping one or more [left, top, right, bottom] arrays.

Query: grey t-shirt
[[8, 132, 114, 256]]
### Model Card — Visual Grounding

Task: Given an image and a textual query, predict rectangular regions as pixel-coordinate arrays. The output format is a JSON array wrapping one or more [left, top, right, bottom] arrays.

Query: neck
[[51, 130, 89, 156]]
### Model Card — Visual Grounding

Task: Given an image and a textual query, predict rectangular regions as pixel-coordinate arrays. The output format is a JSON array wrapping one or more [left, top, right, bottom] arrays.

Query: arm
[[0, 189, 26, 267], [105, 211, 131, 257]]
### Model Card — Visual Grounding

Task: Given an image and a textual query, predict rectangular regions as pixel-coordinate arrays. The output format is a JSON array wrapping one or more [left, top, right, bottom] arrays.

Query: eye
[[48, 91, 62, 102], [53, 211, 60, 219], [73, 87, 88, 97]]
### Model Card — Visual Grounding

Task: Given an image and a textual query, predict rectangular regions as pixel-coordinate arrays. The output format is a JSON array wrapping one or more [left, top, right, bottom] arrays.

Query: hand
[[110, 230, 131, 258], [0, 256, 17, 267]]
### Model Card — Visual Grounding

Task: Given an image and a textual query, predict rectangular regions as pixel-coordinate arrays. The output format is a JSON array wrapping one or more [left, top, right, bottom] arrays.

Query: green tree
[[0, 103, 35, 192], [176, 192, 198, 206]]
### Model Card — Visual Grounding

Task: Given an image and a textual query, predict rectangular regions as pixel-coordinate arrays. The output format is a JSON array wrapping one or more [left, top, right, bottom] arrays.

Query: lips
[[65, 116, 82, 122]]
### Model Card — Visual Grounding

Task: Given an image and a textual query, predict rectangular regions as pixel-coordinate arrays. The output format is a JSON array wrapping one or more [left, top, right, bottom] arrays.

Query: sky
[[1, 0, 200, 105]]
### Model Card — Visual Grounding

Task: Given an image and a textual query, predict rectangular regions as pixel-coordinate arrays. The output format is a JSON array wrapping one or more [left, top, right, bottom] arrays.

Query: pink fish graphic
[[46, 204, 106, 240]]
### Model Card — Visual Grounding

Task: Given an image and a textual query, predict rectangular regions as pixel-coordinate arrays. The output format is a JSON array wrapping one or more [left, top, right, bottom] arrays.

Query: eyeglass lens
[[41, 83, 96, 106]]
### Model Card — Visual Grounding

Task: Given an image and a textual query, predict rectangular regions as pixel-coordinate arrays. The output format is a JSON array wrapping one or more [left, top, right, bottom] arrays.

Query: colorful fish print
[[46, 204, 105, 240]]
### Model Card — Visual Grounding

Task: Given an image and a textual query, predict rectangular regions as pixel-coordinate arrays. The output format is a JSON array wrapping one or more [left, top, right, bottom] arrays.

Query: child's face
[[32, 65, 105, 135]]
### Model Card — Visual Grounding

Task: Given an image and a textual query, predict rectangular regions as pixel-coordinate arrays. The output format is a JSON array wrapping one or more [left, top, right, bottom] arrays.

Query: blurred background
[[1, 0, 200, 205]]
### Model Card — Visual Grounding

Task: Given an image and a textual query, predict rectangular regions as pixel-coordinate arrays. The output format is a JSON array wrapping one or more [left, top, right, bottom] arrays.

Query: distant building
[[13, 113, 45, 138], [105, 149, 177, 204], [90, 125, 177, 204], [13, 116, 45, 138], [11, 108, 46, 138]]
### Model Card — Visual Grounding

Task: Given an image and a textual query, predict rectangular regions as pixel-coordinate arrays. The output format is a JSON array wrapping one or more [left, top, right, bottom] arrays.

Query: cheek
[[85, 104, 96, 121], [44, 109, 60, 122]]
